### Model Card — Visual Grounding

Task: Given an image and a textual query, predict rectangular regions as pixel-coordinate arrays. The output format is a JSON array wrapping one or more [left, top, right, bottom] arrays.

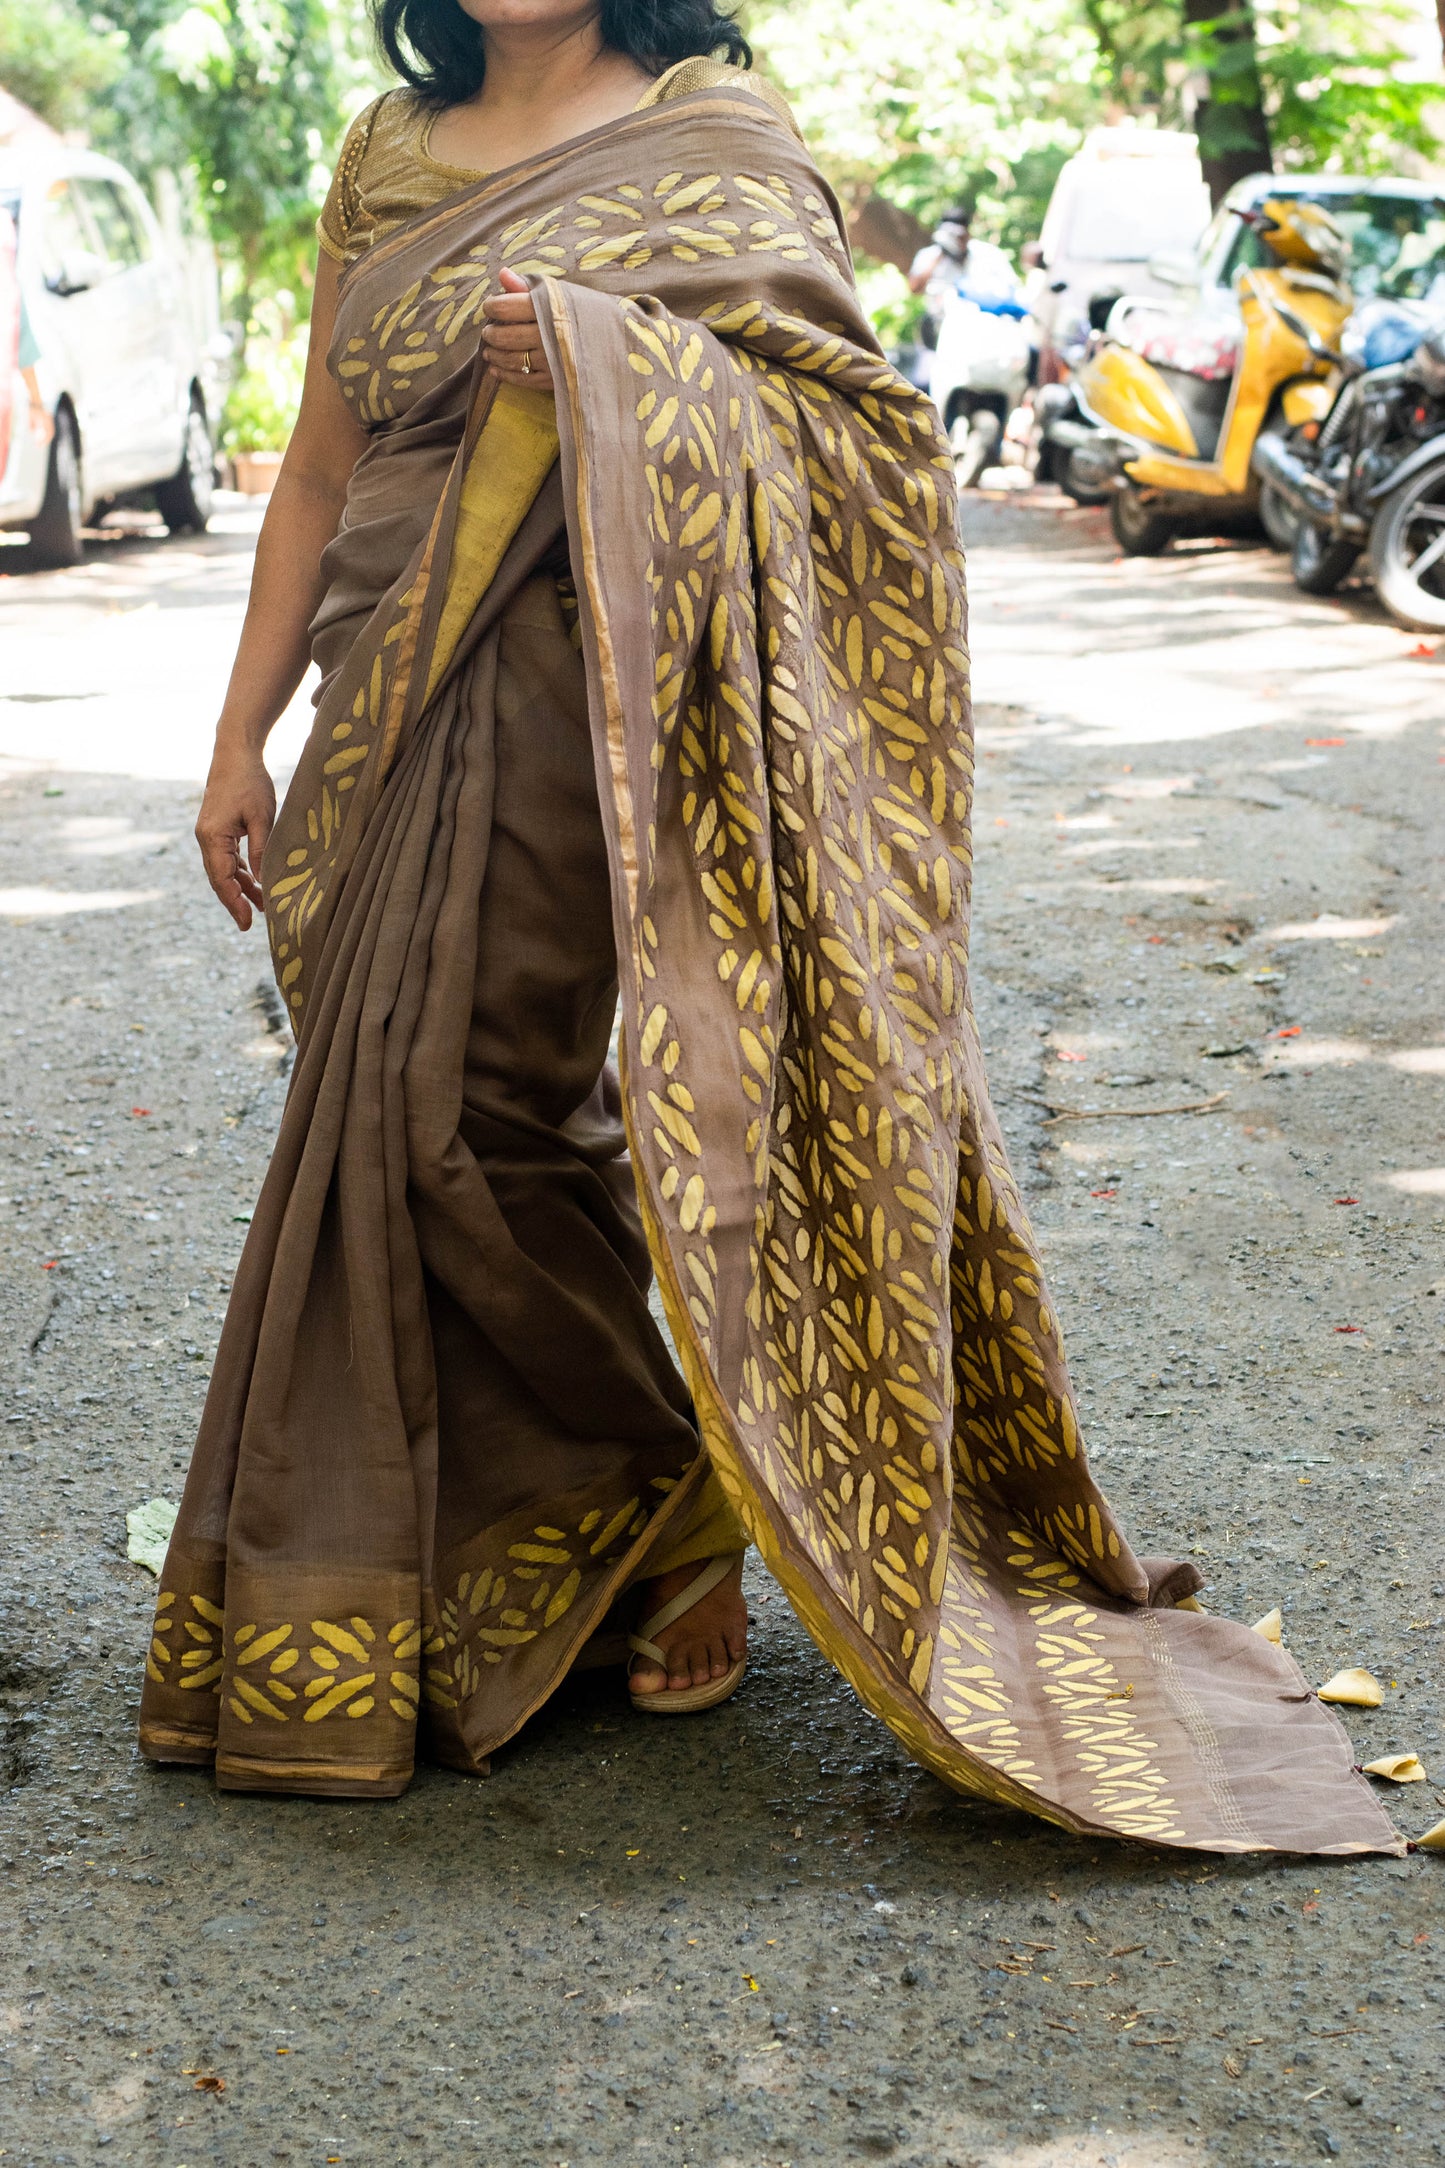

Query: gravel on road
[[0, 494, 1441, 2168]]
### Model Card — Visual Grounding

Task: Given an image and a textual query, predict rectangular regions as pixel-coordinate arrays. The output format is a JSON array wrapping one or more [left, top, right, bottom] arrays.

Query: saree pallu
[[139, 83, 1400, 1854]]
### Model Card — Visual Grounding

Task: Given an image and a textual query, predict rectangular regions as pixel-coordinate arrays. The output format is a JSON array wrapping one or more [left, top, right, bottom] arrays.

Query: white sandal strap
[[627, 1552, 740, 1667]]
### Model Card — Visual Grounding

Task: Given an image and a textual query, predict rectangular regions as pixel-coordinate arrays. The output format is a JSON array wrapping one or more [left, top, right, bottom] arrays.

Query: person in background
[[908, 203, 1019, 342], [18, 292, 52, 447]]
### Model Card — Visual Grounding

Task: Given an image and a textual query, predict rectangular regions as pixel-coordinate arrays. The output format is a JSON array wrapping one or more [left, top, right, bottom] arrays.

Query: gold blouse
[[316, 57, 800, 267]]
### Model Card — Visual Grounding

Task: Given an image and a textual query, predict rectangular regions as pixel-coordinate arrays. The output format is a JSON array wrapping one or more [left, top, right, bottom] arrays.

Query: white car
[[0, 144, 224, 567], [1025, 129, 1212, 380]]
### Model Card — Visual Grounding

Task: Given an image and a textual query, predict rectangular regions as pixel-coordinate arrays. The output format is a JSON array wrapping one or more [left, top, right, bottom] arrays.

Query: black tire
[[28, 407, 84, 569], [949, 409, 1000, 490], [1109, 485, 1176, 556], [154, 394, 215, 535], [1061, 450, 1111, 506], [1258, 479, 1300, 552], [1370, 455, 1445, 632], [1291, 519, 1358, 595]]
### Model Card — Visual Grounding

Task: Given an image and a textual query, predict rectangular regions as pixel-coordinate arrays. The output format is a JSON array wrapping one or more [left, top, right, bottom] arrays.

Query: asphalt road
[[0, 493, 1441, 2168]]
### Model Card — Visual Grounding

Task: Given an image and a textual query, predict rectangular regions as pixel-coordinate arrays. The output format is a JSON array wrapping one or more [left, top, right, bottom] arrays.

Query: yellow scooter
[[1041, 198, 1352, 555]]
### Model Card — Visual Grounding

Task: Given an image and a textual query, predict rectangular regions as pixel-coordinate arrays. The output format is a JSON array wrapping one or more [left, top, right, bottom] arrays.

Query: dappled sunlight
[[59, 816, 178, 858], [1264, 1035, 1373, 1068], [1063, 835, 1201, 857], [0, 886, 164, 919], [979, 2131, 1196, 2168], [1387, 1047, 1445, 1074], [1099, 775, 1196, 799], [1092, 874, 1220, 894], [1385, 1168, 1445, 1198], [1266, 914, 1399, 941]]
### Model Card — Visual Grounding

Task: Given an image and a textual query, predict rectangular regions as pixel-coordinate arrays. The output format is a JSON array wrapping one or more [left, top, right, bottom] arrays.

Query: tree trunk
[[847, 191, 930, 276], [1183, 0, 1273, 206]]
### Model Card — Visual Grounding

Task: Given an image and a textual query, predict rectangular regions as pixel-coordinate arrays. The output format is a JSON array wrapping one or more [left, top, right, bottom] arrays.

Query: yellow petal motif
[[1175, 1595, 1206, 1614], [1251, 1608, 1283, 1644], [1362, 1754, 1426, 1784], [1317, 1667, 1382, 1708], [1417, 1819, 1445, 1851]]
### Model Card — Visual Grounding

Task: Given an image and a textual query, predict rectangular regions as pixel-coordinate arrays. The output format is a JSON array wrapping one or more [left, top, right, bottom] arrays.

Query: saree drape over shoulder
[[139, 78, 1399, 1855]]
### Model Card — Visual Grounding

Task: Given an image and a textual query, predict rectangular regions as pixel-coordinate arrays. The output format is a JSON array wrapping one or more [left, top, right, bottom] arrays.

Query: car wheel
[[1370, 455, 1445, 632], [154, 395, 215, 535], [1290, 520, 1358, 596], [1109, 485, 1176, 556], [28, 407, 84, 569]]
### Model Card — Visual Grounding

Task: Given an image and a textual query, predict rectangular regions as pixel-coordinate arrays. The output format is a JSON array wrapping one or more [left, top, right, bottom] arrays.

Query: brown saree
[[139, 78, 1400, 1854]]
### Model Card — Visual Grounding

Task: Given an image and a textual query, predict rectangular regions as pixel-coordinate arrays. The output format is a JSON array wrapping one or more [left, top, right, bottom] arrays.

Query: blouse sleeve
[[316, 96, 386, 264]]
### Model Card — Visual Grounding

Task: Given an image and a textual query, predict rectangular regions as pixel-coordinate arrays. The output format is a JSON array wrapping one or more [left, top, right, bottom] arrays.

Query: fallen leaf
[[1406, 643, 1437, 659], [1252, 1608, 1283, 1644], [1363, 1753, 1426, 1784], [625, 1849, 640, 1858], [126, 1498, 179, 1577], [1111, 1944, 1144, 1957], [131, 1107, 152, 1118], [1332, 1196, 1359, 1205], [1275, 1026, 1302, 1039], [1055, 1049, 1087, 1062], [1223, 2054, 1242, 2077], [1418, 1820, 1445, 1851], [193, 2075, 224, 2093], [1089, 1187, 1118, 1199], [1305, 736, 1345, 745], [41, 1259, 58, 1271], [1333, 1325, 1363, 1334], [743, 1975, 759, 1991], [1318, 1667, 1382, 1708]]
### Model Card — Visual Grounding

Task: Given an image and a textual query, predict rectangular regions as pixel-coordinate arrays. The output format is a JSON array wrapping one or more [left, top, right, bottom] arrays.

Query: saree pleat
[[139, 81, 1400, 1854]]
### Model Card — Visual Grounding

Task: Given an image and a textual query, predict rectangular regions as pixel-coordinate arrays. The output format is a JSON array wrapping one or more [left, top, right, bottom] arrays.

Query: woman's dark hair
[[373, 0, 751, 107]]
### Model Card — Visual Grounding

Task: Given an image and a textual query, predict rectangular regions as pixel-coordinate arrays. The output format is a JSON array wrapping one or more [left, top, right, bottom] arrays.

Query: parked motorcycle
[[1039, 197, 1352, 555], [929, 283, 1034, 488], [1256, 301, 1445, 629]]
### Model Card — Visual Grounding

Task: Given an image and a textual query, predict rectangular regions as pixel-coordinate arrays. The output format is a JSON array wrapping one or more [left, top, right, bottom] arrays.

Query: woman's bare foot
[[628, 1555, 747, 1696]]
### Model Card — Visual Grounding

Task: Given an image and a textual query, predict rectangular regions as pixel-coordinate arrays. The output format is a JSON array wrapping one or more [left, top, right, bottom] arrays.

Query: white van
[[1026, 129, 1212, 380], [0, 144, 225, 567]]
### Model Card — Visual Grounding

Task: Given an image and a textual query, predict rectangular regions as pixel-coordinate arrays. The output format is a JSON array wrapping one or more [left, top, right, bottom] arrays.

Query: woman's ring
[[521, 349, 532, 375]]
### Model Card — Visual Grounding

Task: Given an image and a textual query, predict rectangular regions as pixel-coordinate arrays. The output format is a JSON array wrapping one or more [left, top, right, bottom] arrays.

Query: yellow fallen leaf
[[1251, 1608, 1283, 1644], [1175, 1595, 1206, 1613], [1362, 1754, 1426, 1784], [1317, 1667, 1382, 1708], [1417, 1818, 1445, 1851]]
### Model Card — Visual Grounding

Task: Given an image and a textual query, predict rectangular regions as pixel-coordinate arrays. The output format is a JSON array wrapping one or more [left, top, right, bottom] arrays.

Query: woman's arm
[[196, 252, 368, 929]]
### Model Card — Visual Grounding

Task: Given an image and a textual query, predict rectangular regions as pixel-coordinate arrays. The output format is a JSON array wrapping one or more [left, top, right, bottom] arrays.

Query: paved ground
[[0, 493, 1441, 2168]]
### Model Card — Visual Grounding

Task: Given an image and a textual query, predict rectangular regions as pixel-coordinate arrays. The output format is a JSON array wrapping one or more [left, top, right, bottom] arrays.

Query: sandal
[[627, 1553, 747, 1716]]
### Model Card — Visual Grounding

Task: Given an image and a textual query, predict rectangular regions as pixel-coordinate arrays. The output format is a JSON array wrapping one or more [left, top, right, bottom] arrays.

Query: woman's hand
[[481, 266, 555, 390], [196, 751, 277, 932]]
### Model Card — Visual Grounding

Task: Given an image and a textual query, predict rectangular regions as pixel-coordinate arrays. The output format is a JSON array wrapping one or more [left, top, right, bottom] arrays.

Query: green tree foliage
[[749, 0, 1444, 261], [0, 0, 125, 134], [1, 1, 380, 310]]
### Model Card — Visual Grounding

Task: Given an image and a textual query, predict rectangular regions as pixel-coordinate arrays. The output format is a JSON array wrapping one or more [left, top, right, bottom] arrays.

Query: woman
[[139, 0, 1399, 1855]]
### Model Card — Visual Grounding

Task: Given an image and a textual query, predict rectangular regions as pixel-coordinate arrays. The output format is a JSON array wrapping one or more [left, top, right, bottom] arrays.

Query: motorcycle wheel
[[1370, 454, 1445, 632], [1258, 480, 1300, 553], [950, 410, 1000, 491], [1290, 519, 1359, 596], [1109, 485, 1176, 557]]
